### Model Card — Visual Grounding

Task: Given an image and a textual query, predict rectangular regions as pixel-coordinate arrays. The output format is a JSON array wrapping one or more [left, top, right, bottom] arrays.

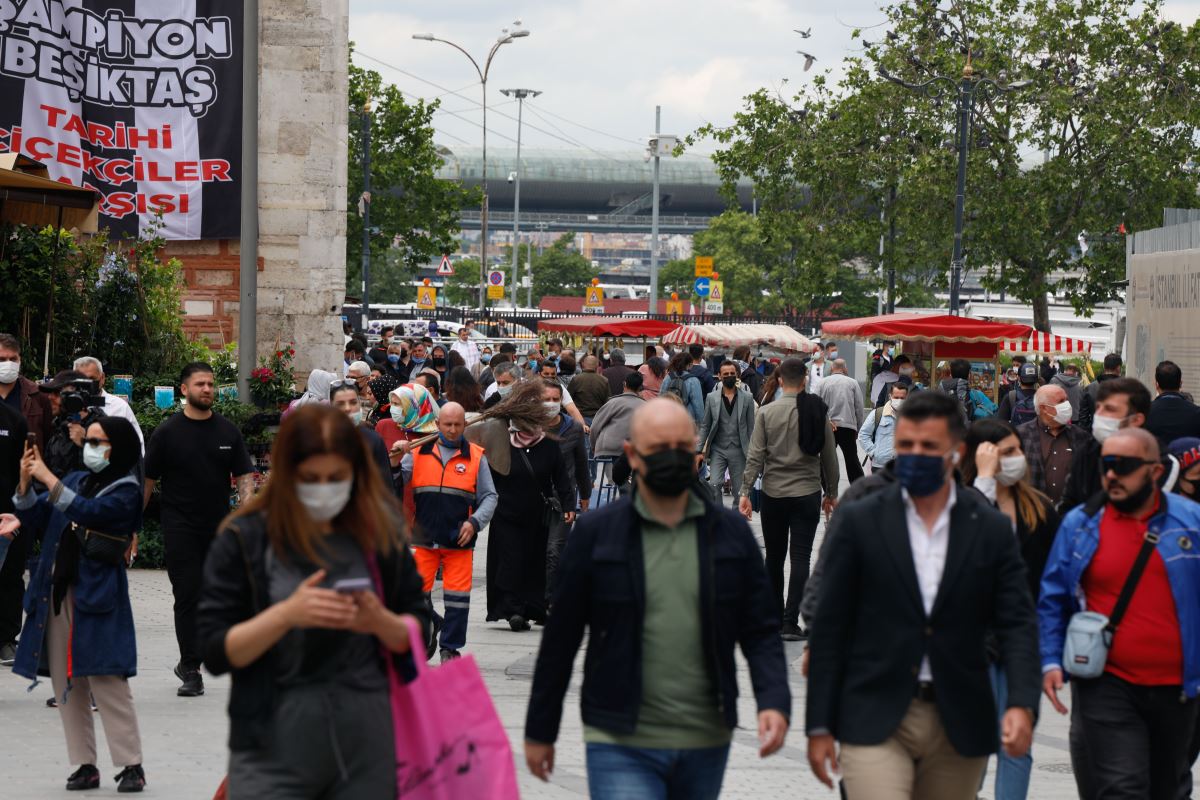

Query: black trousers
[[760, 491, 820, 627], [164, 527, 216, 670], [833, 425, 864, 483], [1074, 671, 1198, 800], [0, 528, 32, 643], [545, 516, 570, 605]]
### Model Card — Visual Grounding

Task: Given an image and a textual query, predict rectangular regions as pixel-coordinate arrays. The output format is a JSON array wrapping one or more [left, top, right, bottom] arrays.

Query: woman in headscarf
[[484, 381, 573, 631], [282, 369, 336, 420], [373, 383, 440, 526], [9, 417, 148, 792], [365, 374, 400, 427]]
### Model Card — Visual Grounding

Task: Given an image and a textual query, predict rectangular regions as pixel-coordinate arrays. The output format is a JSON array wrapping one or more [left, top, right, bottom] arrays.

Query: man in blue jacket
[[1040, 427, 1200, 799], [524, 398, 790, 799]]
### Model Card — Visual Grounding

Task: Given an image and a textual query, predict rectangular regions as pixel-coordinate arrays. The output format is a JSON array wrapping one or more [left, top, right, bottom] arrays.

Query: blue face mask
[[411, 357, 425, 367], [387, 354, 400, 365], [894, 452, 953, 497], [438, 432, 462, 448], [481, 354, 492, 364]]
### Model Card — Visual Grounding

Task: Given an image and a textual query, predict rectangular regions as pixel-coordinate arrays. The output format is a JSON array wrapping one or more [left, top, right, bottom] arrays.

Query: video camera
[[61, 378, 105, 419]]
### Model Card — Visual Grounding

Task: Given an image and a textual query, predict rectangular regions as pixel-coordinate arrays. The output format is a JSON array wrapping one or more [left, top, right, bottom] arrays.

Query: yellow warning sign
[[665, 299, 684, 316], [708, 280, 723, 302], [694, 256, 713, 277], [416, 285, 437, 310], [585, 286, 605, 307], [487, 285, 505, 300]]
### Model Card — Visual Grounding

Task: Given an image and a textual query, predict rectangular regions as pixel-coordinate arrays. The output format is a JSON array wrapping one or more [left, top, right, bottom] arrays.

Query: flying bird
[[794, 27, 812, 38], [797, 51, 816, 71]]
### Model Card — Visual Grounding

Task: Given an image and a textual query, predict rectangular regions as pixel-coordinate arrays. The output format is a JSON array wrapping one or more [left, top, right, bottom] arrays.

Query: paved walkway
[[2, 457, 1191, 797]]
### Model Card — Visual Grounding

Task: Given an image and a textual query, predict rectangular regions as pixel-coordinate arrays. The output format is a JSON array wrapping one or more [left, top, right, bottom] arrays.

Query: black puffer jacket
[[197, 512, 429, 750]]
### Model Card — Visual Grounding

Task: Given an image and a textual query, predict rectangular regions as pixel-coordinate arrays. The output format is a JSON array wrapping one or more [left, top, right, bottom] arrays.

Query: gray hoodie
[[1051, 373, 1082, 421]]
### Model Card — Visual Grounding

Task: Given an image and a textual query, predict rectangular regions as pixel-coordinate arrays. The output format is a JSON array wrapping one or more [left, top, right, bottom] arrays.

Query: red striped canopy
[[535, 316, 681, 338], [1002, 334, 1093, 356], [820, 313, 1032, 344]]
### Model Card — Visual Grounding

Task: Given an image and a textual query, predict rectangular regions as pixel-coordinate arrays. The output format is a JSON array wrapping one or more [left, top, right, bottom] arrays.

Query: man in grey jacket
[[815, 358, 865, 483], [699, 361, 756, 509], [588, 374, 645, 458]]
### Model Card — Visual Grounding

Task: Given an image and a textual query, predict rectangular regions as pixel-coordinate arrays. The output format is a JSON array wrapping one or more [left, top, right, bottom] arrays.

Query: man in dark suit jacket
[[806, 391, 1040, 799], [1146, 360, 1200, 448]]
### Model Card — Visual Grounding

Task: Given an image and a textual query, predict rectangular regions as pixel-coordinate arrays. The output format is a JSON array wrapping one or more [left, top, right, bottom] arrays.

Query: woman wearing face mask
[[330, 381, 394, 493], [485, 381, 574, 631], [365, 374, 399, 428], [374, 383, 440, 522], [430, 345, 449, 377], [10, 417, 148, 792], [197, 404, 428, 798], [961, 418, 1060, 800]]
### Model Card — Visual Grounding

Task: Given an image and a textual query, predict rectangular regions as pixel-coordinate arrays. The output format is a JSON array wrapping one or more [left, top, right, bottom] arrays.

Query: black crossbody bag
[[516, 447, 563, 528]]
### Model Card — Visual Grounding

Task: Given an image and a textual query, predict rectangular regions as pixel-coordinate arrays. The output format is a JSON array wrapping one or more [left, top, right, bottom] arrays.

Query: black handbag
[[516, 447, 563, 528], [71, 522, 132, 567]]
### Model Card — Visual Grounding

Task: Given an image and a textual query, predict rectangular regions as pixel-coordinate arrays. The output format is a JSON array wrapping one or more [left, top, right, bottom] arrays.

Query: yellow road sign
[[708, 280, 724, 302], [585, 286, 605, 307], [694, 256, 713, 277], [665, 299, 684, 316], [487, 285, 505, 300], [416, 285, 437, 310]]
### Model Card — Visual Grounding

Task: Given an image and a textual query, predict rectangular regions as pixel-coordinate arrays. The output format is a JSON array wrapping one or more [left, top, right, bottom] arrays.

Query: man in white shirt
[[450, 327, 480, 372], [72, 356, 144, 449], [816, 358, 866, 483]]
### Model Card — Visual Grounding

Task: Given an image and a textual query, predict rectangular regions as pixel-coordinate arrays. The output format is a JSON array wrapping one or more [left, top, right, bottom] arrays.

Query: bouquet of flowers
[[250, 344, 296, 407]]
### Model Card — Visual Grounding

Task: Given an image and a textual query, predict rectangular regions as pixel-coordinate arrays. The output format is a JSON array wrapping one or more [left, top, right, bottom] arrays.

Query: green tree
[[530, 234, 595, 305], [347, 48, 480, 298], [690, 0, 1200, 330]]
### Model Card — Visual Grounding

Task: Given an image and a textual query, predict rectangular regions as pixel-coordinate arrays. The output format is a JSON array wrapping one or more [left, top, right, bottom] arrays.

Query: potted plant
[[250, 344, 296, 409]]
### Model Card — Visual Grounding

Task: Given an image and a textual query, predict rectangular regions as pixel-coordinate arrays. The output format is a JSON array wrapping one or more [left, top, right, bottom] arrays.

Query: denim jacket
[[857, 407, 898, 467], [1038, 492, 1200, 697]]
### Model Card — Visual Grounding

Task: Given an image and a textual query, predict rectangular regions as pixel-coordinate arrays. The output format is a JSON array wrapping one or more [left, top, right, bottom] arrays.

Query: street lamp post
[[500, 87, 540, 309], [414, 22, 530, 314], [879, 59, 1030, 314], [360, 103, 372, 332]]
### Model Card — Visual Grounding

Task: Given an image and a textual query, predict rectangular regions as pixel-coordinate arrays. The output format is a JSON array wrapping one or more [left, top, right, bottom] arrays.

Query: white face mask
[[0, 361, 18, 384], [1051, 401, 1073, 426], [349, 409, 363, 426], [296, 480, 353, 523], [890, 397, 904, 410], [543, 401, 562, 416], [997, 455, 1028, 486], [82, 442, 111, 473], [1092, 415, 1123, 444], [496, 383, 514, 398]]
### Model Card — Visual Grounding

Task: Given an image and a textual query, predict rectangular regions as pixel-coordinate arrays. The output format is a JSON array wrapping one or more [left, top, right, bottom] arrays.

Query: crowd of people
[[2, 320, 1200, 799]]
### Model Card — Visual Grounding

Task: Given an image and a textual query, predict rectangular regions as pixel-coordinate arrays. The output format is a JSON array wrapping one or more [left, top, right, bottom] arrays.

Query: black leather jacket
[[196, 511, 429, 751]]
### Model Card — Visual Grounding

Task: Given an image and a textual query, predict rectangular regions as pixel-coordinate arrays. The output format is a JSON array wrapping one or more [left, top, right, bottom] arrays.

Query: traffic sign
[[694, 256, 713, 277], [487, 270, 505, 286], [665, 299, 684, 316], [585, 286, 605, 307], [708, 280, 724, 302], [487, 285, 505, 300], [705, 301, 724, 315], [416, 285, 437, 310], [693, 277, 711, 297], [437, 255, 454, 276]]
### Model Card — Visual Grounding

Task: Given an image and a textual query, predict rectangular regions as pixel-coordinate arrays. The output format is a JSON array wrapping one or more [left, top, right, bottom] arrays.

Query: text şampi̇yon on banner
[[0, 0, 243, 239]]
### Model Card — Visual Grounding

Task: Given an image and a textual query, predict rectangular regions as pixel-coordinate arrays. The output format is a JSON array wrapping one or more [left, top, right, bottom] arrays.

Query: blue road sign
[[694, 277, 711, 297]]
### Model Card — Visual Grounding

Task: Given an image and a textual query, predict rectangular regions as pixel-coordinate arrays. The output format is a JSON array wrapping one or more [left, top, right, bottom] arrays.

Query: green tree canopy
[[530, 234, 595, 305], [347, 49, 480, 299]]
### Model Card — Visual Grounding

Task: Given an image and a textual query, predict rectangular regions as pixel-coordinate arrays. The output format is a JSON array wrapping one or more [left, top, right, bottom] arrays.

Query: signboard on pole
[[708, 280, 724, 303], [437, 255, 455, 276], [705, 301, 724, 315], [487, 285, 505, 300], [0, 1, 245, 239], [694, 256, 713, 277], [585, 285, 605, 307], [693, 277, 711, 297], [665, 298, 684, 316], [416, 285, 437, 310]]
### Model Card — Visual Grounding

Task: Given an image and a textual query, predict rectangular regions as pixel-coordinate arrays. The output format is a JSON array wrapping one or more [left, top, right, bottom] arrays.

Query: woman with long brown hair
[[197, 404, 429, 799]]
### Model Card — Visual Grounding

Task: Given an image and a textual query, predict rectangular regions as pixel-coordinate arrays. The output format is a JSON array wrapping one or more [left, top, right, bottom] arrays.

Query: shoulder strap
[[871, 406, 884, 444], [1105, 528, 1161, 633]]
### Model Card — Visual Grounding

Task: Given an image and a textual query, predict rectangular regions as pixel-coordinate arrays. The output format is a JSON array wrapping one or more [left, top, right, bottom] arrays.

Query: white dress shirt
[[100, 390, 145, 451], [450, 339, 480, 371], [901, 482, 957, 682]]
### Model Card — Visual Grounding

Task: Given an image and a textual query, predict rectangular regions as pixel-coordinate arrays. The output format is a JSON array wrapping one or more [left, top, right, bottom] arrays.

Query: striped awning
[[1002, 334, 1093, 356], [660, 324, 817, 353]]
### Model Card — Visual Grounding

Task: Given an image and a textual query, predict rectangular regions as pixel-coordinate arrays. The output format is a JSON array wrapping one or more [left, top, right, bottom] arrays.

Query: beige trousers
[[47, 593, 143, 768], [839, 699, 987, 800]]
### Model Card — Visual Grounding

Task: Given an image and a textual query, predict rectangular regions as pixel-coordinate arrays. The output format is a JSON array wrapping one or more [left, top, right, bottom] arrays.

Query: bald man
[[525, 399, 790, 799], [1040, 426, 1200, 799], [401, 402, 497, 662], [1015, 383, 1091, 504]]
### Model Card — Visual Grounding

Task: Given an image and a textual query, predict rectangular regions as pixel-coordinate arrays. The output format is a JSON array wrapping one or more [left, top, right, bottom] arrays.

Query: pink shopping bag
[[369, 555, 519, 799]]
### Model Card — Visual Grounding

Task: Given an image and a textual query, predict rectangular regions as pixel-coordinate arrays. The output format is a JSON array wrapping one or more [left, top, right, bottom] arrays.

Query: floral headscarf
[[388, 383, 440, 433]]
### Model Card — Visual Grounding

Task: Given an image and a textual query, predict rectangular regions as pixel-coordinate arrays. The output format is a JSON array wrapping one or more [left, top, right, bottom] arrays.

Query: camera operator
[[71, 357, 144, 451], [40, 371, 106, 479]]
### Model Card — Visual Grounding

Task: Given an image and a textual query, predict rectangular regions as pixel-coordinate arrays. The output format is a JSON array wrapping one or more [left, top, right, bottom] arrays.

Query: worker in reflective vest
[[402, 402, 497, 663]]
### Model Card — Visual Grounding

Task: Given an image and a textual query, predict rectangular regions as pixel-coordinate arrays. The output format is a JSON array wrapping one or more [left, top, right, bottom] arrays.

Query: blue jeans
[[586, 742, 731, 800], [985, 661, 1032, 800]]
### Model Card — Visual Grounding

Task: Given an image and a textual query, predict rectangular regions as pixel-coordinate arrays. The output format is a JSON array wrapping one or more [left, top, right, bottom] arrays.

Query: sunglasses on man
[[1100, 455, 1156, 476]]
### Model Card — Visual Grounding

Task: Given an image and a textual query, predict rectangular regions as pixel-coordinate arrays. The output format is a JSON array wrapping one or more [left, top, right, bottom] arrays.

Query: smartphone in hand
[[331, 577, 372, 594]]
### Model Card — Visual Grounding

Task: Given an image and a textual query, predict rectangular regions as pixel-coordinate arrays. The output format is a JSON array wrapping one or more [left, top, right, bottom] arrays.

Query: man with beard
[[144, 363, 254, 698], [1040, 427, 1200, 799]]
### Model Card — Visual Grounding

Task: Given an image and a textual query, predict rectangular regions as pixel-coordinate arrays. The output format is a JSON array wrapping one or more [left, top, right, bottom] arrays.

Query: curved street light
[[879, 59, 1031, 314], [414, 22, 530, 314]]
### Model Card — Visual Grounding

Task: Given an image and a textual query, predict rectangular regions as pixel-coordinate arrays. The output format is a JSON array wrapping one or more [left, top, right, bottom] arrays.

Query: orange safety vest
[[410, 439, 483, 548]]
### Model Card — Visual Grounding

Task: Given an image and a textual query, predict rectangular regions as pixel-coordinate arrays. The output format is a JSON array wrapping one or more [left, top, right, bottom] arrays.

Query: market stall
[[1002, 333, 1094, 358], [660, 323, 818, 353], [820, 313, 1033, 401], [536, 316, 681, 360]]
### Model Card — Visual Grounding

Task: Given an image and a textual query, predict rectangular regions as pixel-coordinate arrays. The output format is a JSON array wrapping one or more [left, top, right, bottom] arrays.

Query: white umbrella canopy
[[661, 323, 818, 353]]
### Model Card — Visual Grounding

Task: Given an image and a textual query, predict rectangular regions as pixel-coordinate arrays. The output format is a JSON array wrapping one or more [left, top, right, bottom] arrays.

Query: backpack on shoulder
[[1010, 388, 1037, 427], [663, 373, 691, 403]]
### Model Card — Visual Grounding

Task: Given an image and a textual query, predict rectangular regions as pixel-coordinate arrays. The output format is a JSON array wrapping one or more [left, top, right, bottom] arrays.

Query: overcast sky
[[349, 1, 1200, 157]]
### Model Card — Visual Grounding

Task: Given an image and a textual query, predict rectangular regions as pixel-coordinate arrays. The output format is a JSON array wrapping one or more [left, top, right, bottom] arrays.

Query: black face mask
[[431, 357, 447, 369], [1110, 477, 1156, 514], [721, 375, 738, 389], [636, 448, 695, 497]]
